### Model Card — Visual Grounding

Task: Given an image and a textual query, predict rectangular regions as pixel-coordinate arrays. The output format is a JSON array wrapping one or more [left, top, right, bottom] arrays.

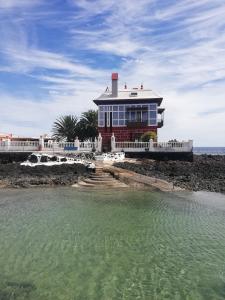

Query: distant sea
[[194, 147, 225, 155]]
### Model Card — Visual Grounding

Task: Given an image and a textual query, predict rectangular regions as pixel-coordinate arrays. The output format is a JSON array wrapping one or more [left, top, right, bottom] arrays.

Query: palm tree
[[77, 110, 98, 141], [52, 115, 79, 142]]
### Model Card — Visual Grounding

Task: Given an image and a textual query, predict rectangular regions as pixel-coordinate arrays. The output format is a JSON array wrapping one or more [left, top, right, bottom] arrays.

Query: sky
[[0, 0, 225, 146]]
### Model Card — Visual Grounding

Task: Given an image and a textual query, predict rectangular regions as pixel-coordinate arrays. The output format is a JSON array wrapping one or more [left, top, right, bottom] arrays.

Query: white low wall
[[112, 140, 193, 153], [0, 141, 96, 153], [43, 141, 96, 153], [0, 141, 39, 152], [0, 136, 193, 154]]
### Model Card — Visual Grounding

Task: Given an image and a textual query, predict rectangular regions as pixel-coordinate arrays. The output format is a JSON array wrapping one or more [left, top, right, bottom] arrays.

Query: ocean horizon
[[194, 147, 225, 155]]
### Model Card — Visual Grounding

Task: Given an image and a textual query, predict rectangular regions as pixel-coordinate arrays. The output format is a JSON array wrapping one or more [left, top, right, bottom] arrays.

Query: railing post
[[75, 137, 80, 151], [188, 140, 193, 151], [94, 137, 98, 151], [111, 133, 116, 152], [52, 141, 58, 153], [97, 133, 102, 152], [6, 138, 11, 151], [149, 138, 153, 151], [39, 135, 44, 151]]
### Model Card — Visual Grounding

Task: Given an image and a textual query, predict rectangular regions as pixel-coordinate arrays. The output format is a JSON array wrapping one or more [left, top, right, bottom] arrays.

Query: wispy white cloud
[[0, 0, 225, 145]]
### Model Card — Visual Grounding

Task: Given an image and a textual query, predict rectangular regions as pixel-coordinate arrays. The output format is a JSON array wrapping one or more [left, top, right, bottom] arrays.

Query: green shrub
[[141, 131, 157, 142]]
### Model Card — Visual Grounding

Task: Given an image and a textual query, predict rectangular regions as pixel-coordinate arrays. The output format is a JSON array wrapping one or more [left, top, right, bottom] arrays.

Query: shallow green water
[[0, 188, 225, 300]]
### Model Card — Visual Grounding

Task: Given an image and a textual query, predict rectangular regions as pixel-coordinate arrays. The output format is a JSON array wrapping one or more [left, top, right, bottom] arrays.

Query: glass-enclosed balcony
[[98, 103, 158, 127]]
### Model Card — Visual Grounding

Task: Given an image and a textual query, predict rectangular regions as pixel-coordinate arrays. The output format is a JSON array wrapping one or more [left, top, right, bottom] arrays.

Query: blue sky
[[0, 0, 225, 145]]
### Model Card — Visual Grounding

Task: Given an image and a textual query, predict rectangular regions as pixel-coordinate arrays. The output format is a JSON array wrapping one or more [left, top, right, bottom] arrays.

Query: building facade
[[93, 73, 165, 150]]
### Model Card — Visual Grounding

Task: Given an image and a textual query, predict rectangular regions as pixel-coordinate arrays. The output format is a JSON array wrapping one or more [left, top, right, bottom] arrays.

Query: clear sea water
[[1, 188, 225, 299], [194, 147, 225, 155]]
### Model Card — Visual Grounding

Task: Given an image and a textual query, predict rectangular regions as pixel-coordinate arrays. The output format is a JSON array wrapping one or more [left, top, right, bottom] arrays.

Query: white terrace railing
[[112, 140, 193, 153], [0, 140, 96, 153], [0, 134, 193, 153], [43, 141, 96, 152], [0, 141, 39, 152]]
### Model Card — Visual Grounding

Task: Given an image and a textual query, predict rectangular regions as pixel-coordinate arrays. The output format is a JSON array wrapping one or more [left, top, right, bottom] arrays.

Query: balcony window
[[149, 104, 157, 110], [113, 112, 118, 120], [142, 111, 148, 122], [119, 112, 125, 119], [150, 119, 157, 125], [131, 111, 135, 121], [99, 112, 104, 120], [113, 119, 118, 126], [137, 111, 141, 122], [150, 111, 157, 118]]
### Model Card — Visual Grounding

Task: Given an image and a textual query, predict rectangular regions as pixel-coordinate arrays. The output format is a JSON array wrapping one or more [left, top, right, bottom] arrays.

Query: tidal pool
[[0, 188, 225, 299]]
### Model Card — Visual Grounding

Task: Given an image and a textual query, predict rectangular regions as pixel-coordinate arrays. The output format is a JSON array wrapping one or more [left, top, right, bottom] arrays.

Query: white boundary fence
[[111, 135, 193, 153], [0, 134, 193, 153], [0, 141, 39, 152], [0, 135, 103, 153], [42, 141, 96, 153]]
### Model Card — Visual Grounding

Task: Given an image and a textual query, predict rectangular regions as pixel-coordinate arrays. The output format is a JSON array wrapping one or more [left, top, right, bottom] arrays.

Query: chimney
[[111, 73, 118, 97]]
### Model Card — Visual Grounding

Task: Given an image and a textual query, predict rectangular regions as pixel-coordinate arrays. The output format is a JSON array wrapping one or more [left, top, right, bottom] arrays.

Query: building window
[[113, 112, 118, 120], [130, 92, 138, 97], [137, 111, 141, 122], [131, 111, 135, 121], [142, 111, 148, 122], [148, 103, 157, 126], [149, 104, 157, 110], [113, 119, 118, 126], [119, 119, 125, 125], [119, 112, 124, 119], [150, 119, 157, 125], [150, 111, 157, 119]]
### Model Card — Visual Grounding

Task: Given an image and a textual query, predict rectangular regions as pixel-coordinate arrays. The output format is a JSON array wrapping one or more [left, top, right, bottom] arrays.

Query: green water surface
[[0, 188, 225, 300]]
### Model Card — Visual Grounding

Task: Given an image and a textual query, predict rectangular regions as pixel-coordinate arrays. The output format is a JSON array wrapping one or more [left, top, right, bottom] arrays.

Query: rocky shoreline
[[0, 163, 91, 188], [1, 155, 225, 193], [115, 155, 225, 194]]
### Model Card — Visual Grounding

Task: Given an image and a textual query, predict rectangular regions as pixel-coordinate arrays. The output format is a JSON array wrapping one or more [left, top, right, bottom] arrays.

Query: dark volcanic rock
[[115, 155, 225, 194], [0, 163, 91, 188]]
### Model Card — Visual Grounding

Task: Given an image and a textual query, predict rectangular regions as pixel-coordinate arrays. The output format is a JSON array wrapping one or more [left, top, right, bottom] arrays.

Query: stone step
[[90, 173, 111, 177], [76, 181, 95, 187], [75, 179, 128, 189], [89, 176, 113, 181], [73, 168, 129, 189], [83, 178, 116, 185]]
